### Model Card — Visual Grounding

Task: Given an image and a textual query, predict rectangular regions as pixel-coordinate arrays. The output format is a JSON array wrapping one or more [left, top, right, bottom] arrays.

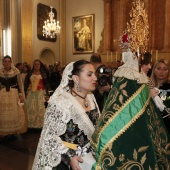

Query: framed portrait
[[37, 3, 57, 42], [73, 14, 95, 54]]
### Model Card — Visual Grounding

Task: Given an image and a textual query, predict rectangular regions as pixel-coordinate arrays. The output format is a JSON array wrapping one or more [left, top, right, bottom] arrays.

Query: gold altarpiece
[[98, 0, 170, 55]]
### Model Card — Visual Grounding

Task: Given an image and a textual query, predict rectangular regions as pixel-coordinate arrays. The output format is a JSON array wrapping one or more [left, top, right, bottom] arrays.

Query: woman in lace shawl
[[90, 51, 170, 170], [32, 60, 100, 170], [0, 55, 27, 136]]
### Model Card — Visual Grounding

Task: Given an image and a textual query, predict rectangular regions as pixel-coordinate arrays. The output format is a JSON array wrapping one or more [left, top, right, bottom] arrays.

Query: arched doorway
[[39, 48, 55, 65]]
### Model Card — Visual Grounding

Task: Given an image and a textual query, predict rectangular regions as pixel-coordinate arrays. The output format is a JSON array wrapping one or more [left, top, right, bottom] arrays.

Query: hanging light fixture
[[42, 6, 61, 38]]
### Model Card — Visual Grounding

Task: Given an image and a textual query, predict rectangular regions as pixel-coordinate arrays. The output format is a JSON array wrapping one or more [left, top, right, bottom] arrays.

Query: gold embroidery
[[146, 102, 170, 167], [98, 85, 150, 166], [91, 84, 147, 149], [98, 146, 150, 170]]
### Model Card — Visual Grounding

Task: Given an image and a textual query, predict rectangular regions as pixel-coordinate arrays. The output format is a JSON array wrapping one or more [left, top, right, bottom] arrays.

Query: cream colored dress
[[0, 68, 27, 135], [25, 74, 46, 128]]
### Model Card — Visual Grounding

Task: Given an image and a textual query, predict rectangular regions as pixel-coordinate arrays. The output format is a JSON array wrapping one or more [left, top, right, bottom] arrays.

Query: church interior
[[0, 0, 170, 169], [0, 0, 170, 67]]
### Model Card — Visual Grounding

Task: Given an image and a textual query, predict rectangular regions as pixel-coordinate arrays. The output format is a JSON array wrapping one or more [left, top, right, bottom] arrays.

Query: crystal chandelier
[[42, 7, 61, 38]]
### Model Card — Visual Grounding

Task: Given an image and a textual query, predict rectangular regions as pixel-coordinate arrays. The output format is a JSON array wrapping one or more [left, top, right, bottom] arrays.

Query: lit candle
[[137, 47, 140, 57], [107, 52, 109, 62], [111, 52, 113, 62], [156, 50, 158, 61], [116, 51, 117, 62]]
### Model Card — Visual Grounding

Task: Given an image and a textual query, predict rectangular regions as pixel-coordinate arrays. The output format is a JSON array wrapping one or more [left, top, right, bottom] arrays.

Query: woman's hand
[[19, 96, 24, 103], [150, 88, 159, 98], [98, 84, 111, 95], [70, 155, 83, 170], [45, 95, 50, 101]]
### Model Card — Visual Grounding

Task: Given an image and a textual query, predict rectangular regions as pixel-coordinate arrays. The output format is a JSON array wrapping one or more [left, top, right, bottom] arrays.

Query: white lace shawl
[[0, 62, 25, 100], [32, 91, 99, 170], [114, 51, 148, 84]]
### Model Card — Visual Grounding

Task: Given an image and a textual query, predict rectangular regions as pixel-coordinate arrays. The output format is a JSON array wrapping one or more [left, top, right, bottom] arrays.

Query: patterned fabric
[[91, 77, 170, 170], [159, 82, 170, 109], [24, 70, 51, 96], [25, 90, 45, 128], [60, 107, 99, 166], [25, 75, 46, 128], [114, 51, 148, 84], [32, 91, 100, 170], [0, 69, 27, 135], [158, 82, 170, 134]]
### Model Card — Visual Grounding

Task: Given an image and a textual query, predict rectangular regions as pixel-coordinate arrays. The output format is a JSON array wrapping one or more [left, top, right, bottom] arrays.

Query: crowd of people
[[0, 58, 64, 137], [0, 51, 170, 169]]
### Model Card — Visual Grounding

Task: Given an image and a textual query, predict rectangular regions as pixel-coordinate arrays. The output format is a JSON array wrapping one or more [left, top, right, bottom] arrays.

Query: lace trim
[[66, 92, 96, 140], [0, 68, 20, 78], [114, 51, 148, 84], [0, 88, 27, 134], [114, 67, 148, 84], [32, 91, 98, 169], [48, 62, 74, 104]]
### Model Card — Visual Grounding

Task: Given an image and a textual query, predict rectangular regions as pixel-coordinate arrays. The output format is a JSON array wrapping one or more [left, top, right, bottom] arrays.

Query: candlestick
[[116, 51, 117, 62], [107, 52, 109, 62], [137, 47, 140, 57], [156, 50, 158, 61], [111, 52, 113, 62]]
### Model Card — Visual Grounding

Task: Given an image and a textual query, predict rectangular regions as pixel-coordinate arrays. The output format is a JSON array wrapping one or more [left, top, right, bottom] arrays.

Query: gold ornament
[[126, 0, 149, 53]]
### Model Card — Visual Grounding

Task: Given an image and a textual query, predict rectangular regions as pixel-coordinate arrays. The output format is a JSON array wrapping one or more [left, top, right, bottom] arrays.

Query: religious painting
[[73, 14, 95, 54], [37, 3, 57, 42]]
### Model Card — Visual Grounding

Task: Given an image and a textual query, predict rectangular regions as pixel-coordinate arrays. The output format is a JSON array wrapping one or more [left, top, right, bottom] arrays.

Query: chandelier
[[42, 6, 61, 38]]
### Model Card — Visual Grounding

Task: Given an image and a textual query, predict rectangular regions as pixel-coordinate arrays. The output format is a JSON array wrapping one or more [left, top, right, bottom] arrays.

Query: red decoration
[[122, 33, 129, 43], [37, 79, 45, 90]]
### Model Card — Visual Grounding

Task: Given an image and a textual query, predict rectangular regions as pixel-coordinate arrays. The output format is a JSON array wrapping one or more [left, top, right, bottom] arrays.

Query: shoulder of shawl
[[0, 68, 20, 77], [0, 68, 3, 75], [45, 93, 73, 124], [12, 67, 20, 75]]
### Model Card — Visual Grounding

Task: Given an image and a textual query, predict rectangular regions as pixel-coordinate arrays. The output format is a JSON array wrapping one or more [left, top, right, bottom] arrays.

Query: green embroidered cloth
[[91, 77, 170, 170]]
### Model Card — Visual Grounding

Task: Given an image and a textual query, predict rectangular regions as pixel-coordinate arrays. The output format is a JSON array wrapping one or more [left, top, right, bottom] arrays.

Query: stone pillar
[[10, 0, 21, 64], [21, 0, 33, 64]]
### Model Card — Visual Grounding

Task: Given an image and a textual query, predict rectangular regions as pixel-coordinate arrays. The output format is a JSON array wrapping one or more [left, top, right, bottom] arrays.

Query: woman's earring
[[76, 81, 81, 92]]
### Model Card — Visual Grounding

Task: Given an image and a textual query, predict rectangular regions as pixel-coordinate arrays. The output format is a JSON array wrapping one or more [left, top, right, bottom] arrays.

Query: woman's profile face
[[3, 58, 12, 70], [76, 64, 97, 93], [141, 63, 151, 75], [154, 62, 169, 81]]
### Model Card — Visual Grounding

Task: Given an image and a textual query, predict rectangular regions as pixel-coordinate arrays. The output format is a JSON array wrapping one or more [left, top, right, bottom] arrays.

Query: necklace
[[4, 68, 11, 72], [71, 90, 88, 108]]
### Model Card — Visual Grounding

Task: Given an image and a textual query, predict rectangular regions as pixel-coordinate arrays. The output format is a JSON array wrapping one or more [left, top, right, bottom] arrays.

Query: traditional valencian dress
[[90, 51, 170, 170], [32, 62, 100, 170], [0, 65, 27, 135], [25, 72, 50, 128]]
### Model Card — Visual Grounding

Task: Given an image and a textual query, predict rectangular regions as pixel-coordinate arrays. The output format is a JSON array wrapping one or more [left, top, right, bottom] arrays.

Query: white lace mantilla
[[0, 67, 20, 78], [32, 91, 98, 170], [114, 51, 148, 84]]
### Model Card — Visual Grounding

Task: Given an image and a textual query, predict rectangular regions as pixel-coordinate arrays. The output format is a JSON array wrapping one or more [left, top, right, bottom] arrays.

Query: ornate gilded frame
[[72, 14, 95, 54]]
